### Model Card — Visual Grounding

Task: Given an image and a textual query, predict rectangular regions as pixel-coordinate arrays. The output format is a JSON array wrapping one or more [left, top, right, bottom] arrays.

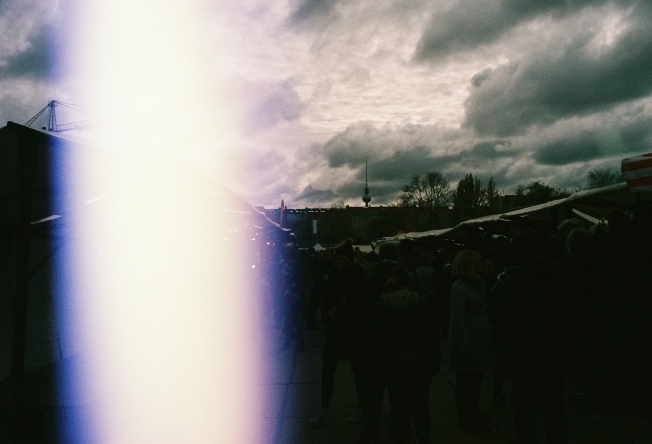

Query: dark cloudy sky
[[3, 0, 652, 208]]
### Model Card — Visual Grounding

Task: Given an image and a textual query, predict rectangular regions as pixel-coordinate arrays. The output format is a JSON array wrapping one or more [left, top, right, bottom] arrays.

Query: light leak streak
[[57, 2, 265, 443]]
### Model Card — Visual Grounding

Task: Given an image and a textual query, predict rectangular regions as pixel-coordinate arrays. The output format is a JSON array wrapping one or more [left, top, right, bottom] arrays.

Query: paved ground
[[264, 325, 652, 444], [1, 322, 650, 443]]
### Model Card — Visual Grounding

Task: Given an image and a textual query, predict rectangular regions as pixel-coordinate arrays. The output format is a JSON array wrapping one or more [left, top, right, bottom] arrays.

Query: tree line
[[395, 167, 623, 230]]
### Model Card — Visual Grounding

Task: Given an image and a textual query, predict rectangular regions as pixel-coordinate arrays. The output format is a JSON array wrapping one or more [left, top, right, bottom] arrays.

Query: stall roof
[[376, 227, 455, 244], [502, 182, 652, 225], [455, 212, 509, 227], [376, 182, 651, 244], [1, 121, 288, 236]]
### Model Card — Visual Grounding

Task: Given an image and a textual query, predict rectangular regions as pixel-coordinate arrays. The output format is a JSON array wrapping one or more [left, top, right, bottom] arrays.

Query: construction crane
[[25, 100, 113, 132]]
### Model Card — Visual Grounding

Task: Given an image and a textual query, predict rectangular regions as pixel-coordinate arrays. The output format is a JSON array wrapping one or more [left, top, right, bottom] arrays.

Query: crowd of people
[[261, 218, 652, 444]]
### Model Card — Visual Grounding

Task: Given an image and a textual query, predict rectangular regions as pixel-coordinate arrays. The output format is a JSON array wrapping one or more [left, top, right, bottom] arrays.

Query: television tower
[[362, 157, 372, 208]]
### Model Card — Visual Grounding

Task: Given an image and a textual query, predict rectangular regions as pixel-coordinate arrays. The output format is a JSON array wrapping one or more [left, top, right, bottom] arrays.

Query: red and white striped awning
[[621, 153, 652, 192]]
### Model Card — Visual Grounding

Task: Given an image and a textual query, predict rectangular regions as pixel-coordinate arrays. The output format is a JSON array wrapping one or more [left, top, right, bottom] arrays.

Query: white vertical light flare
[[61, 1, 263, 442]]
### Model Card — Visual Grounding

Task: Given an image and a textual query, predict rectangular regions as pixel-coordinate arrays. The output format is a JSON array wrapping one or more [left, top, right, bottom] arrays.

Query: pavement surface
[[264, 324, 652, 444], [1, 321, 650, 443]]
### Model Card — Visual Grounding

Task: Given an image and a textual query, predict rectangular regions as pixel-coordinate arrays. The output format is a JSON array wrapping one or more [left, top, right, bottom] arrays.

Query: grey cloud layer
[[413, 0, 617, 61], [0, 26, 66, 81], [533, 110, 652, 165], [288, 102, 650, 207], [463, 2, 652, 136], [245, 80, 306, 132], [0, 2, 72, 124], [304, 123, 525, 206], [272, 0, 652, 208], [0, 1, 64, 80], [289, 0, 340, 25], [296, 184, 338, 203], [3, 1, 651, 211]]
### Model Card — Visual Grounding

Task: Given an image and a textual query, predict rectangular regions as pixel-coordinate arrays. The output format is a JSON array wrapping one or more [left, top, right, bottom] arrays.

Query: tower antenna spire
[[362, 156, 371, 208]]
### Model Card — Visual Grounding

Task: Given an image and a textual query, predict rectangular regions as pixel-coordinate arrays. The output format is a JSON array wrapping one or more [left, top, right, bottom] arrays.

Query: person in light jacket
[[449, 250, 494, 434]]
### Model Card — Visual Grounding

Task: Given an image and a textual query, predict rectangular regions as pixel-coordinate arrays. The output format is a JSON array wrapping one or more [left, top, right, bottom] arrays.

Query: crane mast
[[26, 100, 108, 132]]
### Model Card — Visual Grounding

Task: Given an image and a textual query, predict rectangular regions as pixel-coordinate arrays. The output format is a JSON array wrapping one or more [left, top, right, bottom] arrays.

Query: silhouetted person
[[332, 237, 355, 260], [266, 250, 286, 330], [354, 247, 373, 274], [449, 250, 493, 434], [492, 234, 569, 444], [433, 249, 455, 338], [414, 253, 436, 310], [304, 250, 324, 330], [374, 265, 441, 444], [403, 246, 423, 274], [309, 254, 362, 425], [352, 242, 400, 443], [483, 251, 507, 407], [280, 250, 310, 351]]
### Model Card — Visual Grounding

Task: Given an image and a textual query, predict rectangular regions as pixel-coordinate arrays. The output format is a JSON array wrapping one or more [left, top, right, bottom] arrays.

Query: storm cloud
[[463, 2, 652, 136], [413, 0, 621, 61], [2, 0, 651, 209]]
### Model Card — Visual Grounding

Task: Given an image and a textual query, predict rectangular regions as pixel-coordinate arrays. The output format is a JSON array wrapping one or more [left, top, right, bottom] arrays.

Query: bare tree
[[515, 181, 571, 206], [397, 171, 451, 229], [485, 177, 501, 213], [452, 173, 484, 219], [586, 168, 624, 189]]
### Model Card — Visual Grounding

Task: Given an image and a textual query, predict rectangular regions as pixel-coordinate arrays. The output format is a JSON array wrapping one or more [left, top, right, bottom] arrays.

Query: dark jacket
[[449, 278, 494, 372], [375, 288, 441, 377], [491, 260, 570, 377], [321, 261, 362, 357], [351, 259, 398, 375]]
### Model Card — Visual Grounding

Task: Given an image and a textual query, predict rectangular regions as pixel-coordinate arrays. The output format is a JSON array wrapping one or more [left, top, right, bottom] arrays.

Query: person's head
[[332, 254, 350, 270], [481, 257, 499, 281], [320, 250, 333, 262], [333, 237, 355, 259], [451, 250, 482, 281], [558, 218, 584, 238], [419, 252, 434, 267], [509, 232, 540, 264], [385, 265, 413, 290], [378, 242, 400, 261], [565, 227, 596, 264]]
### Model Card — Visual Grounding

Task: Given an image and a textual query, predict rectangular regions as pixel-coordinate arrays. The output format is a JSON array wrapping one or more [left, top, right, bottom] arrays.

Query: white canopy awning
[[375, 182, 651, 244]]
